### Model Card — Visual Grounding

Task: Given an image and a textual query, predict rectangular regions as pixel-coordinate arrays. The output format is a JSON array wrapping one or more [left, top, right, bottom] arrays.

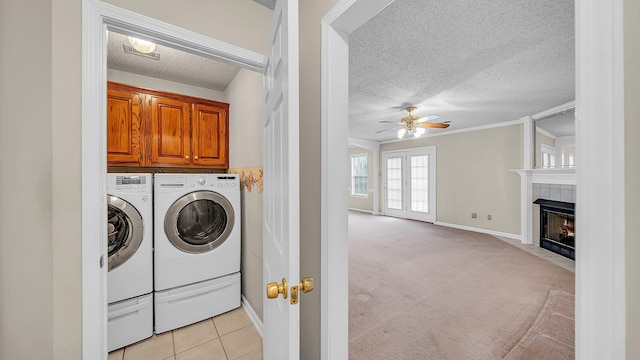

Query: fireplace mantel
[[512, 168, 576, 185]]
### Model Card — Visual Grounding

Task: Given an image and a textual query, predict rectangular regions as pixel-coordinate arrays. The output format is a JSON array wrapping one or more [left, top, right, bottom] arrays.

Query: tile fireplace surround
[[513, 169, 576, 246], [532, 184, 576, 247]]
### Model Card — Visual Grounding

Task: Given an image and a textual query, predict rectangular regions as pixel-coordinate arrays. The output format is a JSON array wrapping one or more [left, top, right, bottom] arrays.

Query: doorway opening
[[322, 0, 626, 358], [82, 2, 263, 357]]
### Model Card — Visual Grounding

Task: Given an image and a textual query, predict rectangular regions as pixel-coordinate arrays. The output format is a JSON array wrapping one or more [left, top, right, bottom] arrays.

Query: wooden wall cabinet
[[191, 103, 228, 168], [106, 88, 145, 166], [107, 82, 229, 169]]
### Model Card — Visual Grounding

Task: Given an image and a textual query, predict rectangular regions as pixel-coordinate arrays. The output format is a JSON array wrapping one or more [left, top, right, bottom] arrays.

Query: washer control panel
[[187, 174, 238, 190], [107, 174, 152, 193]]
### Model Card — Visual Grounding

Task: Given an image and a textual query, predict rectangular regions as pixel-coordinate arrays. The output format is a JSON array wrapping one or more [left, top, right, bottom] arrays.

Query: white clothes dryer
[[106, 173, 153, 351], [154, 174, 241, 333]]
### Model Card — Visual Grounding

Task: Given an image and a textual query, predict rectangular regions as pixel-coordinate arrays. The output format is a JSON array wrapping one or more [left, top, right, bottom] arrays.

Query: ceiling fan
[[376, 106, 450, 139]]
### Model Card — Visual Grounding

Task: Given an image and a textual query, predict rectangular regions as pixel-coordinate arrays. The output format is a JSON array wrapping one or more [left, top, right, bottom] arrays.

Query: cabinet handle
[[185, 155, 190, 159], [194, 156, 198, 160]]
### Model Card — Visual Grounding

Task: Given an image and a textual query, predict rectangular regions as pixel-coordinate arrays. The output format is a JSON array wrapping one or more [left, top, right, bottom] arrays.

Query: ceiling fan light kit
[[397, 126, 425, 139], [381, 106, 449, 140]]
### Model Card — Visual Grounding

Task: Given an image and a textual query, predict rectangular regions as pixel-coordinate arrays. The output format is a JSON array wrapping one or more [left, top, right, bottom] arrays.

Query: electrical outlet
[[487, 214, 492, 220], [471, 212, 477, 219]]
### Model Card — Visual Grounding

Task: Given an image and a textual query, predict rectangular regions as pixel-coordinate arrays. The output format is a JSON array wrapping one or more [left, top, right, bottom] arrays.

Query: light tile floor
[[108, 306, 262, 360], [495, 235, 575, 273]]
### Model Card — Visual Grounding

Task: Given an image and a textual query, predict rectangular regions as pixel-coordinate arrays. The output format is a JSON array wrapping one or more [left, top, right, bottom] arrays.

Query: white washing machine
[[154, 174, 241, 333], [106, 173, 153, 351]]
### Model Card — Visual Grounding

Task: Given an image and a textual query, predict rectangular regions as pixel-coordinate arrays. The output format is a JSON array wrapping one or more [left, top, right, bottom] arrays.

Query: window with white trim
[[541, 144, 556, 169], [351, 154, 368, 197], [562, 145, 575, 168]]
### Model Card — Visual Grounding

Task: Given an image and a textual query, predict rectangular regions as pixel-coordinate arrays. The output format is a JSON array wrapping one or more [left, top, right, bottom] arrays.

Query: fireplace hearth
[[534, 199, 575, 260]]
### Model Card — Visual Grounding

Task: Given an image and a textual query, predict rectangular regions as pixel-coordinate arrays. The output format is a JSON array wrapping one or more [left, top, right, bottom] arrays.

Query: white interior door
[[262, 0, 300, 358], [383, 147, 436, 222]]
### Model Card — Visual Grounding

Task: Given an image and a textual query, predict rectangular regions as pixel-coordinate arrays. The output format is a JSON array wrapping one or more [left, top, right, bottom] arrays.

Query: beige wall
[[52, 1, 83, 358], [299, 1, 340, 359], [625, 0, 640, 357], [381, 124, 523, 235], [348, 147, 374, 212], [1, 0, 83, 358], [0, 0, 55, 359], [225, 69, 264, 320], [535, 130, 556, 168]]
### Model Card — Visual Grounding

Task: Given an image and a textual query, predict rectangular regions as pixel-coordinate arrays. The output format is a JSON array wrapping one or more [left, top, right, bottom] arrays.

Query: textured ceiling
[[537, 111, 576, 137], [107, 31, 241, 91], [350, 0, 575, 142]]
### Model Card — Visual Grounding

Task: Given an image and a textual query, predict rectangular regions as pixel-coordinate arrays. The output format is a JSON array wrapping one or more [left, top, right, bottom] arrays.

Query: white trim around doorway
[[82, 1, 263, 358], [321, 1, 395, 359], [322, 0, 627, 359]]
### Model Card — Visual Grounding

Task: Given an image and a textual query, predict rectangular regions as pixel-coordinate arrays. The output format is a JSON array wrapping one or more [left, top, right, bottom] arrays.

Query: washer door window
[[164, 191, 235, 253], [107, 195, 144, 271]]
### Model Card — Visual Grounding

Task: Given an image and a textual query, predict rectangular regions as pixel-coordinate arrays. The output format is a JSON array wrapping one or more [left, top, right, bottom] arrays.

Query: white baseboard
[[241, 295, 263, 338], [348, 207, 373, 214], [434, 221, 522, 241]]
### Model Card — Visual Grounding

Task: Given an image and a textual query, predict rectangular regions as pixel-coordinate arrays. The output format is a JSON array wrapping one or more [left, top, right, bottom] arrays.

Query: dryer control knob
[[199, 178, 206, 185]]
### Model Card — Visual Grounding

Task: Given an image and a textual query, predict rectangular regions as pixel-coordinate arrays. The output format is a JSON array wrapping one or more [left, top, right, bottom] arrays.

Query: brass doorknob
[[266, 278, 288, 299], [300, 277, 314, 293]]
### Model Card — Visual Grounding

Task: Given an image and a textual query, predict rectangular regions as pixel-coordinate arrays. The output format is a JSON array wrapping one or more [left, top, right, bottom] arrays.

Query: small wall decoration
[[228, 166, 263, 193]]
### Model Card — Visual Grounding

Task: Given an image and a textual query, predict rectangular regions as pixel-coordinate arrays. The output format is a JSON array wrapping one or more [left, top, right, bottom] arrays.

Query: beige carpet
[[348, 212, 575, 359]]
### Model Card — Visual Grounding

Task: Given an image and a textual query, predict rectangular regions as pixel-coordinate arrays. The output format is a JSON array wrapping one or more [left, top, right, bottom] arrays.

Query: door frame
[[82, 1, 263, 357], [321, 0, 626, 359]]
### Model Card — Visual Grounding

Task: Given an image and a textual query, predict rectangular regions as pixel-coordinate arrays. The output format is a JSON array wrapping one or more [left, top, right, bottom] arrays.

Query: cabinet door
[[150, 96, 191, 167], [106, 88, 144, 166], [192, 103, 229, 168]]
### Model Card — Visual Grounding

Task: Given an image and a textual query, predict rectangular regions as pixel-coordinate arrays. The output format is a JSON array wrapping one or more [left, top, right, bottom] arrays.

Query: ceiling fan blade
[[415, 114, 441, 123], [374, 125, 401, 133], [418, 122, 449, 129], [379, 120, 402, 124]]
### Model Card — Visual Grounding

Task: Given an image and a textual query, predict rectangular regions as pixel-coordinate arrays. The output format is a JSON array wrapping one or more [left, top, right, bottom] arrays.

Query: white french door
[[383, 146, 436, 222], [262, 0, 300, 359]]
